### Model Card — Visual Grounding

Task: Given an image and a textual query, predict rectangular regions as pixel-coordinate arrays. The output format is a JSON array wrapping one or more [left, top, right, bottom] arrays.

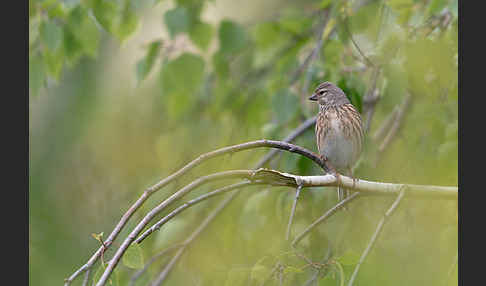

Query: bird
[[308, 81, 364, 205]]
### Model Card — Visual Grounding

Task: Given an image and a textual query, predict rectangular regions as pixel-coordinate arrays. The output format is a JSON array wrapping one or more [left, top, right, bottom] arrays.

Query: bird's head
[[309, 81, 349, 106]]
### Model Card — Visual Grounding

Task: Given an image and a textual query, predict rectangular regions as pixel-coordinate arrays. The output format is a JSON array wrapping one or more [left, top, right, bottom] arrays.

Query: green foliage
[[164, 7, 191, 38], [30, 0, 458, 285], [136, 40, 163, 84], [218, 20, 248, 55], [189, 21, 214, 51], [160, 53, 205, 118]]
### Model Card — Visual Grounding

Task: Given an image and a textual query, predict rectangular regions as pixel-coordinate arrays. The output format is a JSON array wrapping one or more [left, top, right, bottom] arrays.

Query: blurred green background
[[29, 0, 458, 285]]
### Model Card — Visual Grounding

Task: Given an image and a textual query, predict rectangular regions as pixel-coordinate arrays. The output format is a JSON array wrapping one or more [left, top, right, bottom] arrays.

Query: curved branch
[[94, 170, 255, 286], [153, 117, 320, 285], [135, 181, 262, 244], [66, 139, 326, 285]]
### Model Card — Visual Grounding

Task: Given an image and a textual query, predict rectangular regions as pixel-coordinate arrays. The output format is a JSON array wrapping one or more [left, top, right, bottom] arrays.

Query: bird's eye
[[319, 90, 325, 95]]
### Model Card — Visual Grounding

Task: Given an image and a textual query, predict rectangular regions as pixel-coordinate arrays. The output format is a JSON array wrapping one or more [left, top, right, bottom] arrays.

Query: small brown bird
[[309, 81, 364, 203]]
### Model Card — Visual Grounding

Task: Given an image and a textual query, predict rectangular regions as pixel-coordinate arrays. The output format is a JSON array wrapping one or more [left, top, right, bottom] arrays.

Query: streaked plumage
[[309, 82, 364, 202]]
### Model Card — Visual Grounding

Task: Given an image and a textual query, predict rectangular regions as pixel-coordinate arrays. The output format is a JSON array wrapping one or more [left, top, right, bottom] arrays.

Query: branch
[[286, 184, 303, 241], [66, 139, 327, 285], [292, 192, 360, 248], [347, 189, 406, 286], [149, 192, 240, 286], [378, 93, 412, 153], [95, 136, 331, 286], [128, 243, 185, 286], [135, 181, 261, 244], [150, 117, 319, 284], [256, 116, 316, 168], [94, 170, 257, 286], [291, 8, 331, 85]]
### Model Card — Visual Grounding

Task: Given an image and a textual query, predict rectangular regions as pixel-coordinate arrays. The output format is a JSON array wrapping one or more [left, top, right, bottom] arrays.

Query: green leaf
[[189, 21, 213, 51], [40, 20, 63, 52], [114, 0, 139, 41], [212, 51, 229, 78], [91, 0, 118, 33], [253, 22, 282, 51], [78, 13, 100, 58], [122, 243, 144, 269], [136, 40, 162, 83], [63, 6, 100, 63], [160, 53, 205, 118], [164, 6, 190, 38], [219, 20, 248, 55]]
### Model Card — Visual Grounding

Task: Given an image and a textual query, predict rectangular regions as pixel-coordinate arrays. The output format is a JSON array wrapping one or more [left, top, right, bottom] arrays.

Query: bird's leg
[[319, 155, 345, 205], [347, 167, 357, 193]]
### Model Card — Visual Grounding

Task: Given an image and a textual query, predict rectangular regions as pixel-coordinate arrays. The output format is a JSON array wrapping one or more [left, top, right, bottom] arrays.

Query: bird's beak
[[308, 93, 318, 101]]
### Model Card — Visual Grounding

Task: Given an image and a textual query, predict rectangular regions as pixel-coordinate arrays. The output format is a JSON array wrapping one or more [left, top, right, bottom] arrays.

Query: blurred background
[[29, 0, 458, 285]]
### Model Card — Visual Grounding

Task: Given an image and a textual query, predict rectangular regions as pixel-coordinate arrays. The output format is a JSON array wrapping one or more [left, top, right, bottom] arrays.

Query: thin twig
[[81, 267, 90, 286], [300, 9, 331, 108], [286, 184, 303, 241], [292, 192, 360, 248], [372, 107, 399, 142], [347, 189, 406, 286], [378, 93, 412, 153], [363, 67, 382, 132], [343, 16, 375, 68], [135, 181, 262, 244], [292, 8, 331, 84]]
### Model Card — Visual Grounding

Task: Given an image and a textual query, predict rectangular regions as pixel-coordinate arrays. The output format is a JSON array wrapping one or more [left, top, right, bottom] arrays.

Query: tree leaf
[[219, 20, 248, 55], [160, 53, 205, 118], [136, 40, 162, 83], [114, 0, 140, 42], [40, 20, 63, 52], [189, 21, 213, 51], [164, 6, 190, 38], [122, 243, 144, 269]]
